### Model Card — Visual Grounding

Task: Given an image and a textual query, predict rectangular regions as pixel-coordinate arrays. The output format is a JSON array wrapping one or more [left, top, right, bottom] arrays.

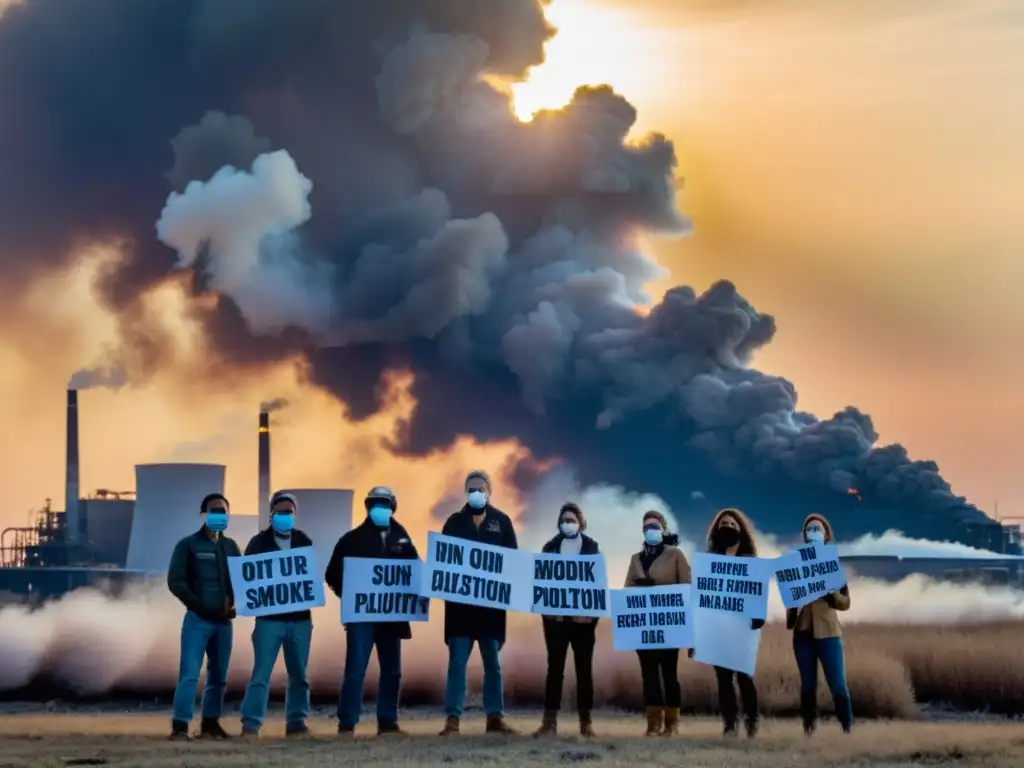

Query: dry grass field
[[2, 714, 1024, 768]]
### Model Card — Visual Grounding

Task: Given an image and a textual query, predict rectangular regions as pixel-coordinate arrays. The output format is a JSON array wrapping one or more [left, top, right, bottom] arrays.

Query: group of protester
[[165, 471, 853, 741]]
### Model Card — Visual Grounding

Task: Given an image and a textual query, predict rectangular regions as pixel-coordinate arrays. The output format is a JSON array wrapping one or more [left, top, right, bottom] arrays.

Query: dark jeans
[[445, 636, 503, 717], [542, 619, 596, 714], [337, 624, 403, 728], [636, 649, 681, 708], [793, 632, 853, 725], [714, 666, 758, 724], [171, 611, 232, 724]]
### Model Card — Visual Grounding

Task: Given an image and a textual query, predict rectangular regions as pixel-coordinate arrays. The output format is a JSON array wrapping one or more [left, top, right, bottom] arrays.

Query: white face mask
[[644, 528, 663, 547], [467, 490, 488, 510], [805, 527, 825, 544], [560, 522, 580, 538]]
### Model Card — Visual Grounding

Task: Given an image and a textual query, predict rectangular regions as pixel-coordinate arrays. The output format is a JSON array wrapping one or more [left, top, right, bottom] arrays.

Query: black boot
[[199, 717, 231, 739], [745, 713, 759, 739], [169, 719, 191, 741], [834, 694, 853, 733], [722, 713, 738, 737], [800, 691, 817, 736]]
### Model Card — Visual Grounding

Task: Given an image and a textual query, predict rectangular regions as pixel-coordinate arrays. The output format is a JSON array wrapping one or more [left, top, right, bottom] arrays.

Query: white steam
[[156, 150, 333, 336], [838, 530, 1018, 559]]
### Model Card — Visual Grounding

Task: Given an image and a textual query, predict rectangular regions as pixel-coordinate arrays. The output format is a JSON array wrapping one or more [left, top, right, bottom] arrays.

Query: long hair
[[706, 507, 758, 556], [802, 513, 835, 543]]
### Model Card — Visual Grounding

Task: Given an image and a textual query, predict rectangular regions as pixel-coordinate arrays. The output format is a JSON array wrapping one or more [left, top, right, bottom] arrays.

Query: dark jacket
[[244, 527, 315, 623], [167, 527, 242, 623], [325, 517, 419, 640], [441, 504, 518, 645], [541, 532, 601, 626]]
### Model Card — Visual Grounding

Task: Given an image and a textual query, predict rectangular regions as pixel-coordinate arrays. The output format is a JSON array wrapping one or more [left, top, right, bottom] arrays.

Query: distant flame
[[846, 487, 862, 502]]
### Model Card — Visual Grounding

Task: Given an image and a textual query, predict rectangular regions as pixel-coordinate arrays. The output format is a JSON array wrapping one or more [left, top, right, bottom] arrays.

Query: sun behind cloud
[[510, 0, 662, 123]]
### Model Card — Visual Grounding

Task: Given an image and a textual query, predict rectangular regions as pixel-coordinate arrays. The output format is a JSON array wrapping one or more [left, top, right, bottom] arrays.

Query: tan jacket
[[624, 545, 692, 587], [787, 585, 851, 639]]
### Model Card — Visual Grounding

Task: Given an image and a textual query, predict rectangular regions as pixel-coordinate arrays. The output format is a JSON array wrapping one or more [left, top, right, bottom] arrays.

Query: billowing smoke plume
[[0, 0, 988, 540]]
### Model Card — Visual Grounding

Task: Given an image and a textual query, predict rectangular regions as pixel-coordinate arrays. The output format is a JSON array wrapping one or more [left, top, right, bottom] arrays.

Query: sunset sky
[[1, 0, 1021, 536]]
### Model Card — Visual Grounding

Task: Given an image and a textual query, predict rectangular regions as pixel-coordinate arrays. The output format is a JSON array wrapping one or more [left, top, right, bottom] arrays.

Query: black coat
[[440, 504, 518, 645], [167, 527, 242, 623], [244, 527, 315, 622], [325, 517, 419, 640]]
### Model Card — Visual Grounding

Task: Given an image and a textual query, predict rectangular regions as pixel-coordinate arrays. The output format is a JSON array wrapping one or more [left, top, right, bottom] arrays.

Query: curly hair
[[558, 502, 587, 532], [706, 507, 758, 556]]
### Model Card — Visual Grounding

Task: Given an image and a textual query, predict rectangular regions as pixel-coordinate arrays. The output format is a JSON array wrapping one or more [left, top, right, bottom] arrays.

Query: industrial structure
[[0, 389, 353, 603], [843, 554, 1024, 588]]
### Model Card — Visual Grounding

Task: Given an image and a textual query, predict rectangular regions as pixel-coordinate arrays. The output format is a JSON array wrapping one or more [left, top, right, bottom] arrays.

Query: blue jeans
[[337, 624, 403, 728], [171, 611, 233, 723], [794, 633, 853, 724], [239, 618, 313, 731], [444, 636, 503, 718]]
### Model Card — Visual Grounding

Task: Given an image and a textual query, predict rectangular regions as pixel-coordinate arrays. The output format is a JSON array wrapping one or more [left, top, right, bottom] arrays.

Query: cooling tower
[[81, 498, 135, 567], [125, 463, 226, 572], [277, 489, 353, 572], [258, 411, 270, 517], [65, 389, 81, 546], [230, 514, 261, 548]]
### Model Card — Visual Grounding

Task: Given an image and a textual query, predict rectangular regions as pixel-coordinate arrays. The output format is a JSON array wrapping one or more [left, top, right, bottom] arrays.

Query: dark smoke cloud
[[0, 0, 988, 541]]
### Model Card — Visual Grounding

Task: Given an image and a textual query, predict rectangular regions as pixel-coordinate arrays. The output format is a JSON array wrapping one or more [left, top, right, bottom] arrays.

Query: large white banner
[[691, 553, 772, 620], [773, 543, 847, 609], [340, 557, 430, 624], [609, 585, 694, 651], [692, 609, 762, 676], [531, 553, 609, 617], [421, 532, 533, 612], [228, 546, 325, 618]]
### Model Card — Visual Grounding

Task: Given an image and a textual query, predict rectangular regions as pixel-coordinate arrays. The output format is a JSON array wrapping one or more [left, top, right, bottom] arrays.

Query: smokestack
[[65, 389, 80, 546], [258, 411, 270, 518]]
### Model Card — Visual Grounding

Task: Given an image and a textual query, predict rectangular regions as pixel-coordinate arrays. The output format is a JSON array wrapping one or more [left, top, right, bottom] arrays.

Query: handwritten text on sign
[[610, 585, 694, 650], [532, 554, 609, 617], [341, 558, 429, 623], [773, 543, 847, 609], [691, 553, 771, 620], [421, 532, 533, 612], [228, 546, 325, 618]]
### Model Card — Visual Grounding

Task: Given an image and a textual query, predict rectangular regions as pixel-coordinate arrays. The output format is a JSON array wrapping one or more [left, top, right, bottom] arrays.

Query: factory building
[[0, 389, 353, 604]]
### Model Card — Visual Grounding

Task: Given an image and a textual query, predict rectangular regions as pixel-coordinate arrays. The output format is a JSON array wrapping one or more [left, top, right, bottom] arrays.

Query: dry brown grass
[[3, 714, 1024, 767], [478, 620, 1024, 718]]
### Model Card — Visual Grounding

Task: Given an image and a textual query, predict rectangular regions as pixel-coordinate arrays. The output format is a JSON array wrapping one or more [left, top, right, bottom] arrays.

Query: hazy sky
[[1, 0, 1021, 532]]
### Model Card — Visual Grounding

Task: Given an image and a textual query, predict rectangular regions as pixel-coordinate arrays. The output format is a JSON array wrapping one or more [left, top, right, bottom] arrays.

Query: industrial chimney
[[258, 410, 270, 518], [65, 389, 81, 546]]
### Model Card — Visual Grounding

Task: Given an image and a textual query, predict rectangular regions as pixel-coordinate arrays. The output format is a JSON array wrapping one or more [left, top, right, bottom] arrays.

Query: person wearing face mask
[[786, 513, 853, 735], [623, 511, 691, 737], [238, 492, 315, 738], [534, 503, 601, 738], [438, 470, 519, 736], [326, 486, 419, 737], [704, 508, 762, 739], [166, 493, 242, 741]]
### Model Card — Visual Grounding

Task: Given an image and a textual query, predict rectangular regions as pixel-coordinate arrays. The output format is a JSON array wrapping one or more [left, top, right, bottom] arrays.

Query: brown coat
[[624, 546, 692, 587], [786, 585, 851, 639]]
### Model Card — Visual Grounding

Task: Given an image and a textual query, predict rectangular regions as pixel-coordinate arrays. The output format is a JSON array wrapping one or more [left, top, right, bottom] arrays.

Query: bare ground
[[2, 713, 1024, 767]]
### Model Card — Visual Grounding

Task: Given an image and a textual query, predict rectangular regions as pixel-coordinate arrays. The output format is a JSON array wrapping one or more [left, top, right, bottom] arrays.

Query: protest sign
[[341, 558, 429, 624], [609, 585, 694, 651], [531, 553, 609, 617], [228, 546, 325, 618], [692, 609, 761, 676], [421, 532, 533, 612], [773, 542, 847, 609], [691, 553, 771, 620]]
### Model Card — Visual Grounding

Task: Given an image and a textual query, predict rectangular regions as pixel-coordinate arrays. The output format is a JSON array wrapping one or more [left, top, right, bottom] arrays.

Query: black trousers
[[714, 666, 758, 724], [636, 649, 681, 708], [542, 619, 596, 713]]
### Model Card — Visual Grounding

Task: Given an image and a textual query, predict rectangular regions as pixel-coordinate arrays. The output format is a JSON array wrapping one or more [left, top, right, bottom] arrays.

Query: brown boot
[[533, 711, 557, 736], [486, 715, 516, 734], [645, 706, 664, 737], [661, 707, 679, 737], [579, 713, 596, 738], [438, 716, 460, 736]]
